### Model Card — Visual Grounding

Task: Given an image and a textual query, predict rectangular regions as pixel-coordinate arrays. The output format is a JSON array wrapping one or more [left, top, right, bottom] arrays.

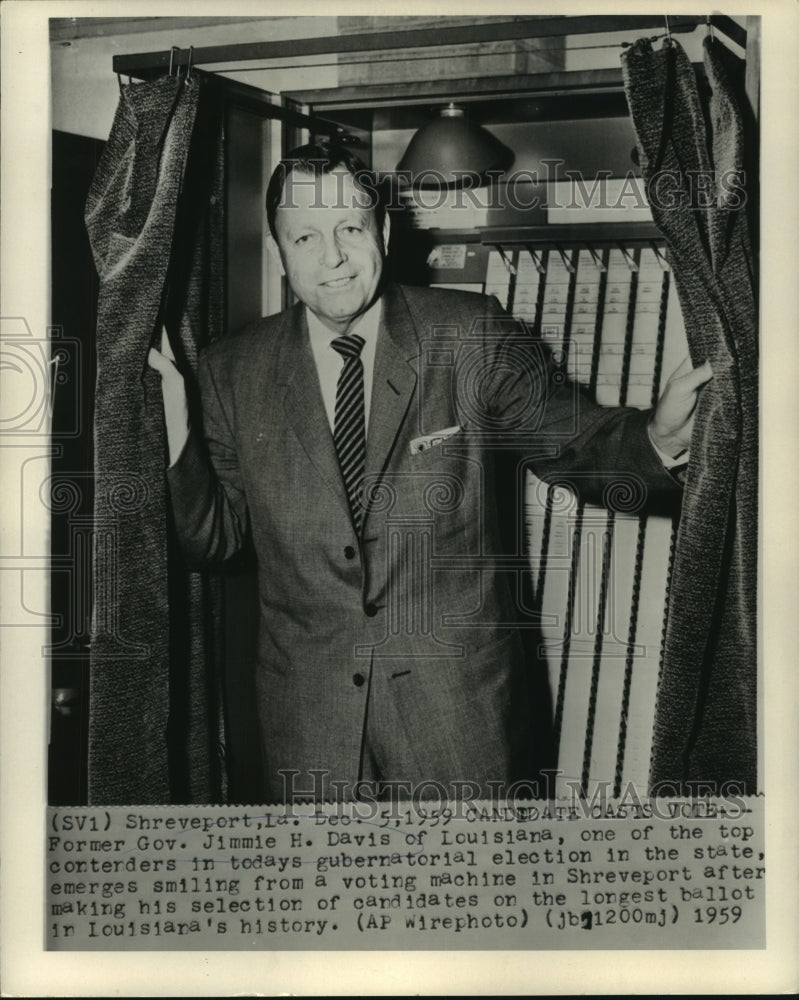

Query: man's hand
[[649, 356, 714, 460], [148, 327, 190, 465]]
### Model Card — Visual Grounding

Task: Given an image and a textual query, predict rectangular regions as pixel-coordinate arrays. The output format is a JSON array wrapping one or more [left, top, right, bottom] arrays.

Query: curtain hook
[[186, 46, 194, 81], [169, 45, 178, 77], [117, 72, 124, 95], [664, 15, 672, 42], [706, 15, 715, 40]]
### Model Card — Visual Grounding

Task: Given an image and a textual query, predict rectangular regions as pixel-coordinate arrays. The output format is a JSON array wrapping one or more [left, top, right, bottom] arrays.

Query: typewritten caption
[[46, 797, 765, 950]]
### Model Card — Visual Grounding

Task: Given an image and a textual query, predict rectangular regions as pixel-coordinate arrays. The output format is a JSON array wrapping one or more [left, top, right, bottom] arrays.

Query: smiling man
[[149, 143, 710, 806], [267, 163, 389, 334]]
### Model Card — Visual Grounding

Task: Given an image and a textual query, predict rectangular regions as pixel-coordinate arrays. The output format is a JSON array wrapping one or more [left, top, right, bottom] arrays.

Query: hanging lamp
[[396, 103, 512, 187]]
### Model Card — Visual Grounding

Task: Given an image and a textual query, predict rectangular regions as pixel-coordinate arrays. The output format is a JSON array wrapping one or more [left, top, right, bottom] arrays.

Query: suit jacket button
[[344, 545, 356, 560], [365, 603, 378, 617], [352, 673, 365, 687]]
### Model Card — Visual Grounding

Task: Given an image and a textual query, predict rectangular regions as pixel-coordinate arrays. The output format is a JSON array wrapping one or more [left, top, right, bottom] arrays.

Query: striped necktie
[[331, 333, 366, 530]]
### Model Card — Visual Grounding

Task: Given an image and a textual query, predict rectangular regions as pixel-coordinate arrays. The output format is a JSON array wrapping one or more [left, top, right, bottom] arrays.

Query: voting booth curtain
[[85, 75, 227, 804], [622, 36, 759, 792]]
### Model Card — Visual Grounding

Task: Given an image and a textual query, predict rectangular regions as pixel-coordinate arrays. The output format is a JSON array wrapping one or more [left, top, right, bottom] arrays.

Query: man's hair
[[265, 142, 385, 240]]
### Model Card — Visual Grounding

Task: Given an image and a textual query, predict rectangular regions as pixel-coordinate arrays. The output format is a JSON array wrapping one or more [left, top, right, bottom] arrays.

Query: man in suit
[[149, 144, 710, 805]]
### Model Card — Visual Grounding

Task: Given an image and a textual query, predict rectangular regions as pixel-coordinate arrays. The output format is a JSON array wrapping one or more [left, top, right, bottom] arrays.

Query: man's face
[[268, 168, 389, 334]]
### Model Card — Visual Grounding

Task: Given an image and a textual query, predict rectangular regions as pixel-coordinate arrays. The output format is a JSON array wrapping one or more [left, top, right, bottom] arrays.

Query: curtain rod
[[113, 15, 746, 78], [184, 73, 347, 136]]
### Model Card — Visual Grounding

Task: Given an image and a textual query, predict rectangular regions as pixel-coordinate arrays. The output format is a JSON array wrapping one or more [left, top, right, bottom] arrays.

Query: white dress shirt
[[306, 298, 381, 439]]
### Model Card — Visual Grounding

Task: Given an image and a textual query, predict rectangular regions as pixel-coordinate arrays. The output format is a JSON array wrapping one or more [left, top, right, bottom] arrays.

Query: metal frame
[[112, 15, 746, 79], [192, 74, 346, 136], [287, 68, 635, 114]]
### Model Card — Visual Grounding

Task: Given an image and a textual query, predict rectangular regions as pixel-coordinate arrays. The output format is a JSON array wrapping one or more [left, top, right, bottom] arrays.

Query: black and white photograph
[[47, 10, 759, 806], [1, 1, 797, 995]]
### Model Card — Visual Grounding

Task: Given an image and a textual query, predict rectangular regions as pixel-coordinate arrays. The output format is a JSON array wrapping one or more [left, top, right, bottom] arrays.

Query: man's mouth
[[321, 276, 355, 289]]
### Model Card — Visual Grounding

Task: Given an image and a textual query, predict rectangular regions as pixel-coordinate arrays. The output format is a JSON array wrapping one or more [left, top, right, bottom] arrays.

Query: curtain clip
[[186, 46, 194, 81], [664, 15, 672, 42], [169, 46, 179, 77]]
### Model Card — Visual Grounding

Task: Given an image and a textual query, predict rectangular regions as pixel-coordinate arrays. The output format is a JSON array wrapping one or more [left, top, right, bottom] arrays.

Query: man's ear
[[265, 232, 286, 275]]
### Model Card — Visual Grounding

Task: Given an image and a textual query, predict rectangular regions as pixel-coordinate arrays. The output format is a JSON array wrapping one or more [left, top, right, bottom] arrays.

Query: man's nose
[[320, 231, 346, 268]]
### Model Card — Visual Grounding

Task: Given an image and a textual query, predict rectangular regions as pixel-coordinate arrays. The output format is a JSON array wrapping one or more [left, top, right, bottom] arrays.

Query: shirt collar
[[305, 296, 382, 351]]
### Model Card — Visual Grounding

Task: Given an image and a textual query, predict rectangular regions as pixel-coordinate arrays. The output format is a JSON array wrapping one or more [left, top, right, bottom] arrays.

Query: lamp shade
[[397, 104, 512, 187]]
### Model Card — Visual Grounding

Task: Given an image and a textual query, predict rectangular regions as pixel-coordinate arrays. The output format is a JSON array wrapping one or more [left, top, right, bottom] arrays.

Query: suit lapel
[[278, 304, 353, 523], [363, 285, 419, 525], [274, 287, 421, 533]]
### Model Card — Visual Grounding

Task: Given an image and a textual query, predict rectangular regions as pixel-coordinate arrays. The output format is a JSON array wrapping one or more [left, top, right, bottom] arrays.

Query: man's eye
[[343, 226, 362, 235]]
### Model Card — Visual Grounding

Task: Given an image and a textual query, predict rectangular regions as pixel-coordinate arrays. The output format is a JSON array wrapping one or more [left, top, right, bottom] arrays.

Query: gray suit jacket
[[168, 283, 680, 801]]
